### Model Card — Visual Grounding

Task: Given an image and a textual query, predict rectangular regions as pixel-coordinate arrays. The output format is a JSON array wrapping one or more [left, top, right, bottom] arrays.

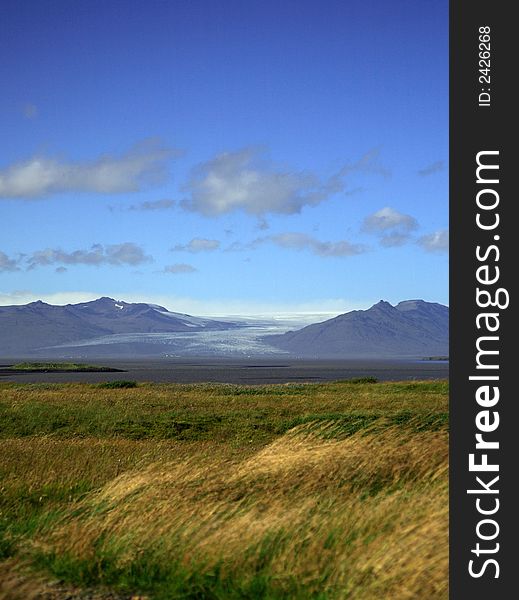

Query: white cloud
[[171, 238, 220, 253], [417, 229, 449, 253], [163, 263, 197, 274], [362, 207, 418, 247], [181, 147, 386, 217], [363, 207, 418, 232], [26, 243, 152, 269], [0, 138, 179, 199]]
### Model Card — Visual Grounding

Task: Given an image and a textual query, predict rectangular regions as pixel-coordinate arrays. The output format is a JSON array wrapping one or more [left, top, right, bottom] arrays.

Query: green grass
[[97, 380, 138, 389], [335, 376, 378, 384], [0, 380, 448, 442], [0, 379, 449, 599], [31, 547, 328, 600]]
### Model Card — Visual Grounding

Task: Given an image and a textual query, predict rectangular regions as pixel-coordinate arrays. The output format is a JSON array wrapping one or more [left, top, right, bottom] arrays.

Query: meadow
[[0, 379, 448, 599]]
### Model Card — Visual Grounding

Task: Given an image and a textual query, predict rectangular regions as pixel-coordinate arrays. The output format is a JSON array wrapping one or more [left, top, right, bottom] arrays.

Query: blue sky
[[0, 0, 448, 317]]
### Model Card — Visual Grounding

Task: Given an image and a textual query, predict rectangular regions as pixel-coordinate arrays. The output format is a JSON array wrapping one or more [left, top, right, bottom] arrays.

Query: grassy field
[[0, 379, 448, 599]]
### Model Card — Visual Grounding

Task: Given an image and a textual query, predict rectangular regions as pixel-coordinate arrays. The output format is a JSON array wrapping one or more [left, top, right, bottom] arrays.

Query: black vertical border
[[450, 1, 515, 597]]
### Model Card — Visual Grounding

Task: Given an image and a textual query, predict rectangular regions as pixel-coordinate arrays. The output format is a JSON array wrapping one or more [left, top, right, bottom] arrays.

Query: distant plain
[[0, 357, 448, 384]]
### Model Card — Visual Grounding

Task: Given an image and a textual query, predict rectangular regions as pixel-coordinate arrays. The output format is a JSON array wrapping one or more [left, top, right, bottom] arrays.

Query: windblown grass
[[0, 380, 448, 599]]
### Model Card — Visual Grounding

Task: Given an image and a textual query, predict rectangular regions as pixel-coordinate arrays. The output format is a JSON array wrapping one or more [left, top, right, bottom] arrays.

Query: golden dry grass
[[42, 424, 448, 599], [0, 380, 448, 599]]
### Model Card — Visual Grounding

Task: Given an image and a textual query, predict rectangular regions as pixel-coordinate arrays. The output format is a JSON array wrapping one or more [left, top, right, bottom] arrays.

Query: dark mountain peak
[[95, 296, 118, 304], [70, 297, 114, 307], [27, 300, 50, 308], [265, 299, 449, 358], [71, 297, 130, 311], [370, 300, 396, 312]]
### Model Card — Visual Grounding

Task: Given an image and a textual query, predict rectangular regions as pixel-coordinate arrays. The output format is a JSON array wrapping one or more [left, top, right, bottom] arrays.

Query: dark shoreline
[[0, 366, 125, 375]]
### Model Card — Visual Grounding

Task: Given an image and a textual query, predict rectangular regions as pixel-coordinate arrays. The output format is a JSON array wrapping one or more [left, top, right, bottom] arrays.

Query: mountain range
[[0, 297, 448, 358], [264, 300, 448, 358], [0, 297, 239, 356]]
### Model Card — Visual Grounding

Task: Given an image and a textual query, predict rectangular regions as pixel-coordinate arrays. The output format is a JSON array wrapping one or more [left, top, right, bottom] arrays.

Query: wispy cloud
[[268, 232, 366, 257], [227, 233, 366, 257], [338, 148, 391, 179], [181, 147, 386, 217], [0, 138, 179, 199], [128, 198, 176, 211], [342, 187, 365, 197], [225, 239, 263, 252], [0, 251, 21, 272], [362, 207, 418, 247], [171, 238, 220, 253], [417, 229, 449, 253], [26, 243, 152, 269], [257, 218, 270, 231], [418, 160, 445, 177], [22, 103, 38, 119], [163, 263, 197, 274], [363, 206, 418, 233]]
